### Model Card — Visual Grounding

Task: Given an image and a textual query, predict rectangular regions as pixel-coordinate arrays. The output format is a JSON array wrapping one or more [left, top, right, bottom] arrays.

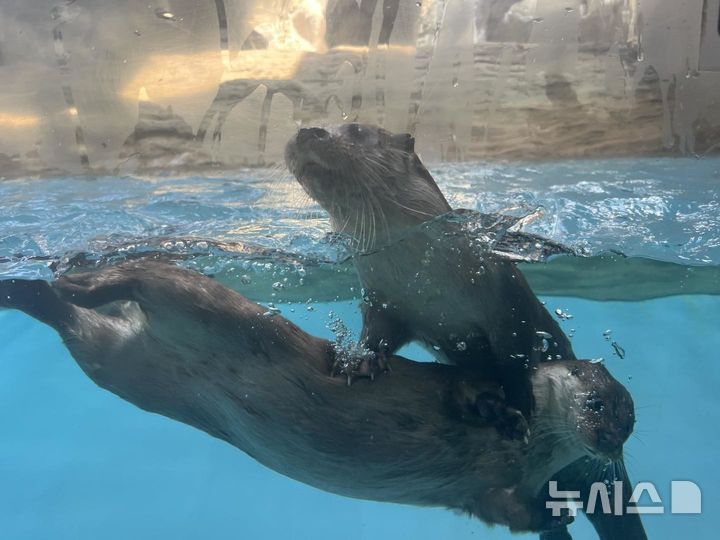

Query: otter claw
[[332, 350, 389, 385], [475, 393, 530, 442]]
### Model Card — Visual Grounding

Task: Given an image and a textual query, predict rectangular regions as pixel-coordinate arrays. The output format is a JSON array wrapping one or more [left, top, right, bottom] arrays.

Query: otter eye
[[348, 123, 362, 138], [585, 397, 605, 412], [570, 368, 580, 376]]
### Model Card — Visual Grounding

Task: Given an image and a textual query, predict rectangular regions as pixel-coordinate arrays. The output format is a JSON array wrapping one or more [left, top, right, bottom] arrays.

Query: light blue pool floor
[[1, 294, 718, 539]]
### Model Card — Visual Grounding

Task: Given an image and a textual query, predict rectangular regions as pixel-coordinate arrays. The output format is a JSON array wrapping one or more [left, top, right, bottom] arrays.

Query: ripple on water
[[0, 158, 718, 285]]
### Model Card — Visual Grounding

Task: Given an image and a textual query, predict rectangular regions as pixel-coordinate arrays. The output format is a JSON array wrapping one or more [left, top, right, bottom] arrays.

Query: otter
[[285, 124, 647, 539], [285, 123, 576, 419], [0, 261, 641, 537]]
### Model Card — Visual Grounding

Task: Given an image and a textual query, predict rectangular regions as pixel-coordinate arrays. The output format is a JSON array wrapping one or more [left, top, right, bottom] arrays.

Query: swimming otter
[[285, 124, 647, 539], [285, 123, 576, 418], [0, 261, 640, 537]]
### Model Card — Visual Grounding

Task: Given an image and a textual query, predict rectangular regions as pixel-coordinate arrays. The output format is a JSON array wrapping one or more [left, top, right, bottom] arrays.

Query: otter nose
[[296, 127, 328, 146]]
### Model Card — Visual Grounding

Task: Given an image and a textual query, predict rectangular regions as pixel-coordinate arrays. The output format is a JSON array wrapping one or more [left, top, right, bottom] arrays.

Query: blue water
[[1, 158, 719, 539]]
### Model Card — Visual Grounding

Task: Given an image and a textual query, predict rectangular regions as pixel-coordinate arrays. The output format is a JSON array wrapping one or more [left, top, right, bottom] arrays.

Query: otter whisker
[[386, 198, 438, 218], [359, 198, 367, 252]]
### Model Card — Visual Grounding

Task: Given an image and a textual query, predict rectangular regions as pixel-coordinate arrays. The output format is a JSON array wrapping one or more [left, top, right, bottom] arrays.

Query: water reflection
[[0, 1, 717, 176]]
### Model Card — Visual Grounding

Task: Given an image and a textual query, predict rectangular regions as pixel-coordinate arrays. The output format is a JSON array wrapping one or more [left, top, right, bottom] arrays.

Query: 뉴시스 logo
[[546, 480, 702, 516]]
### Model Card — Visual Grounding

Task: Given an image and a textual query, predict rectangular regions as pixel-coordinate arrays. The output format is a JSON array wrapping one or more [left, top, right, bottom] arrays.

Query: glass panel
[[1, 3, 718, 540], [1, 0, 718, 176]]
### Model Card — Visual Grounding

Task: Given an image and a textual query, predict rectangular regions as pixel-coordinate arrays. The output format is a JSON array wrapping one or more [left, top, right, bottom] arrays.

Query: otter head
[[285, 123, 451, 250], [527, 360, 635, 490]]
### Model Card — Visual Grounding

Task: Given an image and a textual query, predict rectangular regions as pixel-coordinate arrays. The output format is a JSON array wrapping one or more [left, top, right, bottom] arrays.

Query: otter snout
[[579, 369, 636, 460], [532, 360, 636, 462], [296, 127, 330, 146], [284, 126, 334, 180]]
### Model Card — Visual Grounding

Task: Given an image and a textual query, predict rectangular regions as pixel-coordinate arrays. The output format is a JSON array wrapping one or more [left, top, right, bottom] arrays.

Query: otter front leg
[[452, 379, 530, 442], [331, 300, 411, 384], [54, 266, 142, 308], [360, 299, 412, 355]]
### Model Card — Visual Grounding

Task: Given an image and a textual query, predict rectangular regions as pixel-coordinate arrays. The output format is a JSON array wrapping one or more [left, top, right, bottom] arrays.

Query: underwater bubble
[[240, 274, 252, 284], [272, 281, 284, 290], [536, 331, 553, 339], [329, 316, 374, 374], [456, 341, 467, 351]]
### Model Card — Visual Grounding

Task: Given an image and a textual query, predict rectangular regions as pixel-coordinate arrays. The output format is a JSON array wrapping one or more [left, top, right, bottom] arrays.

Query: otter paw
[[475, 393, 530, 442], [331, 350, 390, 386]]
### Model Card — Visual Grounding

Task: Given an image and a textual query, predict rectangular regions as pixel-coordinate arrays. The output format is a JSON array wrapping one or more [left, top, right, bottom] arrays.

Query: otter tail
[[0, 278, 76, 331]]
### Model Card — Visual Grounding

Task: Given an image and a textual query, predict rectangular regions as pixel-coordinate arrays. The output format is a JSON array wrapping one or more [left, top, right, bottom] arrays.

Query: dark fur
[[286, 123, 647, 540], [285, 123, 575, 417], [2, 262, 636, 535]]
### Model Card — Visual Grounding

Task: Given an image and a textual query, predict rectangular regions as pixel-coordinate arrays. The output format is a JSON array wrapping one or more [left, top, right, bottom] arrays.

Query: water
[[1, 158, 719, 539]]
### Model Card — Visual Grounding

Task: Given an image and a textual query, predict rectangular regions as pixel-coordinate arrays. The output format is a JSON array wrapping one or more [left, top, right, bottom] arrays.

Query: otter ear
[[390, 133, 415, 153]]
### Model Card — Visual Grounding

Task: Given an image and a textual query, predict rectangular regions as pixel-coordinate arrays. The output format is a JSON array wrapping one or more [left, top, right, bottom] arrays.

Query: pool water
[[1, 158, 719, 539]]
